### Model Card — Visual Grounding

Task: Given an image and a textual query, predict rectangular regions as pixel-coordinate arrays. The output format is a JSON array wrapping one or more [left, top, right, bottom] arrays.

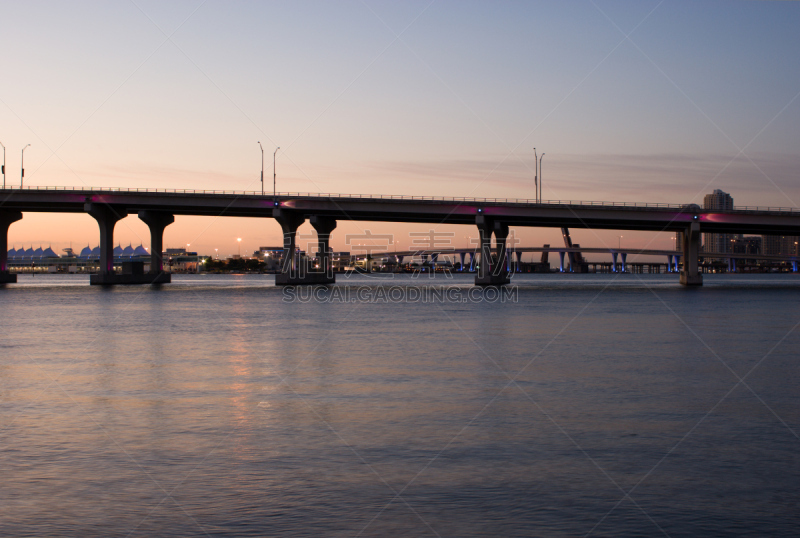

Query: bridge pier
[[621, 252, 628, 273], [274, 209, 334, 285], [559, 252, 565, 272], [138, 210, 173, 283], [679, 222, 703, 286], [475, 216, 510, 286], [0, 211, 23, 283], [611, 252, 618, 272], [309, 215, 336, 283], [87, 203, 162, 285], [667, 254, 673, 273]]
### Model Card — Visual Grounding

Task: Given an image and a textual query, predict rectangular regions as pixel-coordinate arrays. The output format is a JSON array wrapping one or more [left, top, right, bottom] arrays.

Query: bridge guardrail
[[3, 186, 799, 214]]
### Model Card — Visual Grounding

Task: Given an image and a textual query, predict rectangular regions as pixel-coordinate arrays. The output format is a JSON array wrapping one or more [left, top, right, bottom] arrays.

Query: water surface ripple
[[1, 273, 798, 536]]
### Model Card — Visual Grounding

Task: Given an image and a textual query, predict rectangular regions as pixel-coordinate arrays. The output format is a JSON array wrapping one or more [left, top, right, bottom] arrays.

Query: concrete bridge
[[2, 186, 800, 286], [361, 247, 800, 275]]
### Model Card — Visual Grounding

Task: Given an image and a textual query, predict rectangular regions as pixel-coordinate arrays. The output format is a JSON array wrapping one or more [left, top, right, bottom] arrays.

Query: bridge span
[[3, 187, 800, 286], [365, 247, 800, 275]]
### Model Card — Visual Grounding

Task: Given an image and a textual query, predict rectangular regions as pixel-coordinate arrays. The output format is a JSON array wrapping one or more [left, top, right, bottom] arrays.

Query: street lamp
[[533, 147, 538, 203], [0, 141, 5, 188], [258, 141, 264, 195], [237, 237, 242, 258], [539, 153, 545, 203], [273, 146, 280, 198], [618, 235, 623, 249], [21, 144, 30, 188]]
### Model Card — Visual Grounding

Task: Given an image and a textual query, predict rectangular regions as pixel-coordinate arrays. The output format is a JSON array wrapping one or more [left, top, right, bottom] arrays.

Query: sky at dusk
[[1, 1, 798, 258]]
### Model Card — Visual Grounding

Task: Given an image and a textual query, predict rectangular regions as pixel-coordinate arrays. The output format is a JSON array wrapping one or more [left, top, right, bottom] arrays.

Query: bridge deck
[[2, 187, 800, 235]]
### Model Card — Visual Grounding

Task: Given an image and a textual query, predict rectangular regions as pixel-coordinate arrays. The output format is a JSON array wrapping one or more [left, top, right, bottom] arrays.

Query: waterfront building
[[703, 189, 734, 258], [731, 236, 762, 255], [762, 235, 799, 256], [164, 247, 201, 271], [7, 244, 154, 273]]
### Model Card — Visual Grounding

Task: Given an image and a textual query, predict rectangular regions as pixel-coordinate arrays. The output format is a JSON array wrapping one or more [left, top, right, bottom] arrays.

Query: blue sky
[[1, 1, 798, 256]]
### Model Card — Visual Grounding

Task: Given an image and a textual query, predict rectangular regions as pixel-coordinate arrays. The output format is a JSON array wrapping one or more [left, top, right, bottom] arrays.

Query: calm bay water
[[1, 273, 799, 537]]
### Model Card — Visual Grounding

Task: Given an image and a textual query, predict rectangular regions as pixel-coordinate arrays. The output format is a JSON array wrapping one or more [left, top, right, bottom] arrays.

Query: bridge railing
[[4, 185, 800, 213]]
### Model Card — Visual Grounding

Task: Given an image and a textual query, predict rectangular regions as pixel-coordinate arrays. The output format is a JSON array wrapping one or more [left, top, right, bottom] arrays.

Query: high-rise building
[[675, 231, 684, 251], [703, 189, 734, 256], [762, 235, 799, 256], [731, 236, 761, 255]]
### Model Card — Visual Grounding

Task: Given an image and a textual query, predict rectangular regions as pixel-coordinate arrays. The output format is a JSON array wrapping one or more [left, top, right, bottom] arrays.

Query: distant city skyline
[[2, 1, 798, 254]]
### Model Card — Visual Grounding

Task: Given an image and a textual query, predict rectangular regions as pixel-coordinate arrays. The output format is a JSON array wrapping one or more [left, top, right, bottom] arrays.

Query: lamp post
[[237, 237, 242, 258], [273, 146, 280, 198], [258, 141, 264, 195], [533, 147, 538, 203], [618, 235, 623, 249], [539, 153, 545, 203], [0, 141, 5, 188], [21, 144, 30, 188]]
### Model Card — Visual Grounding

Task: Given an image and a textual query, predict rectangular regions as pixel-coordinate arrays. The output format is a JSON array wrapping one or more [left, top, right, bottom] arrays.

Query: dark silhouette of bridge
[[2, 186, 800, 286]]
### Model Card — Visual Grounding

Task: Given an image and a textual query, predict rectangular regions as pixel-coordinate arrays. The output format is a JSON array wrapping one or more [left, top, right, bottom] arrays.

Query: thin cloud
[[357, 152, 800, 205]]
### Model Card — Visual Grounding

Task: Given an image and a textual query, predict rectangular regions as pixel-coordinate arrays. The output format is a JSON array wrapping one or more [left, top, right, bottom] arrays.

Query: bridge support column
[[612, 252, 618, 272], [674, 255, 680, 272], [138, 210, 174, 283], [309, 215, 336, 284], [559, 252, 565, 272], [459, 252, 466, 272], [679, 222, 703, 286], [87, 203, 157, 285], [274, 208, 318, 285], [475, 216, 510, 286], [667, 255, 673, 272], [621, 253, 628, 273], [495, 222, 510, 277], [0, 211, 23, 283], [515, 251, 522, 272]]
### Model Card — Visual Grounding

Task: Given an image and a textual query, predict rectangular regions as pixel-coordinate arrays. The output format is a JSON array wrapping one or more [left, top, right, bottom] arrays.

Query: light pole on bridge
[[21, 144, 30, 188], [258, 142, 264, 196], [273, 146, 280, 199], [539, 153, 545, 203], [533, 147, 538, 203]]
